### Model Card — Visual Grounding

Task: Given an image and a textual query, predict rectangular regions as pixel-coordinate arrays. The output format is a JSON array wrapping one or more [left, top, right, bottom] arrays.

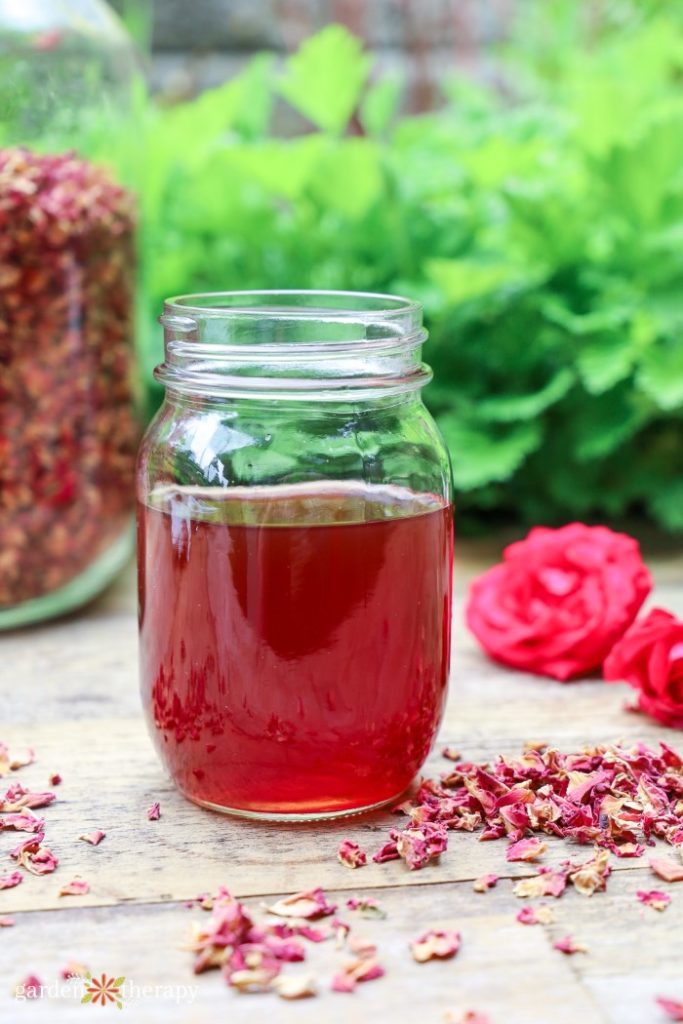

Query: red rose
[[604, 609, 683, 729], [466, 524, 651, 682]]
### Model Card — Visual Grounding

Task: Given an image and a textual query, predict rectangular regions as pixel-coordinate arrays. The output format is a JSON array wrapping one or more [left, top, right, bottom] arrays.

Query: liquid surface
[[138, 483, 453, 815]]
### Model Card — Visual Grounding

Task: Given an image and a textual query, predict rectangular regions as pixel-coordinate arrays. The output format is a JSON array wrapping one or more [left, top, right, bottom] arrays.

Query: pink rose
[[466, 524, 651, 681], [604, 609, 683, 729]]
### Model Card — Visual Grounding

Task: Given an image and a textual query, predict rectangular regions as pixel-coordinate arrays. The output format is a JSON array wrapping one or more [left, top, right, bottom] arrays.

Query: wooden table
[[2, 546, 683, 1023]]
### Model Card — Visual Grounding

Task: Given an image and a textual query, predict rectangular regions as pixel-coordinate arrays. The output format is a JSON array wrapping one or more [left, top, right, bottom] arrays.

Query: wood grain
[[1, 548, 682, 1023]]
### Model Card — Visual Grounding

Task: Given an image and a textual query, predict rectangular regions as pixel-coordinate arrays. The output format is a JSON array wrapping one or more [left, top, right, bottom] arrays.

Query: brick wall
[[112, 0, 519, 110]]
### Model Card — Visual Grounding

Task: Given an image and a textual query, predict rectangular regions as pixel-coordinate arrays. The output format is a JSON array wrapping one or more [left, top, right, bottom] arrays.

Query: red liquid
[[138, 483, 453, 817]]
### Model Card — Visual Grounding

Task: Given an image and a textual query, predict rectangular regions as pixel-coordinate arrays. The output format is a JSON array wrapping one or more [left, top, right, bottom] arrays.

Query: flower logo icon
[[81, 972, 125, 1009]]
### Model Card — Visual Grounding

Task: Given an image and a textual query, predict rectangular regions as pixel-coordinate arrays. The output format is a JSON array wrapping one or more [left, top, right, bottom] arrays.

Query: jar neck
[[155, 290, 431, 403]]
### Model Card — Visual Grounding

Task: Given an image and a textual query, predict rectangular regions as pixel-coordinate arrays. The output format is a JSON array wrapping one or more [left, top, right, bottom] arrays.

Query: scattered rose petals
[[0, 784, 55, 812], [516, 904, 554, 925], [473, 873, 498, 893], [657, 997, 683, 1021], [637, 889, 671, 912], [59, 879, 90, 897], [147, 801, 161, 821], [60, 961, 89, 979], [0, 916, 15, 927], [553, 935, 587, 955], [650, 857, 683, 883], [346, 896, 386, 919], [266, 888, 337, 920], [337, 840, 366, 869], [14, 975, 42, 999], [48, 773, 61, 786], [331, 957, 384, 992], [190, 888, 254, 974], [410, 929, 461, 963], [0, 871, 22, 890], [272, 974, 317, 1000], [506, 837, 547, 862]]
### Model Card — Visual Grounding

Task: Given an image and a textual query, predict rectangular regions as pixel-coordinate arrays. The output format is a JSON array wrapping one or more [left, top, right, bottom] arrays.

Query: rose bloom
[[604, 609, 683, 729], [466, 524, 651, 681]]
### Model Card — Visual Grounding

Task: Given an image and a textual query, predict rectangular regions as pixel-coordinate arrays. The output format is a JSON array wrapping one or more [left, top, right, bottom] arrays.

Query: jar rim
[[164, 289, 422, 321]]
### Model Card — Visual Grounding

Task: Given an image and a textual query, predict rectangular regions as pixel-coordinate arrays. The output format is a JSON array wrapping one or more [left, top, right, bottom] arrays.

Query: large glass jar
[[138, 291, 454, 820], [0, 0, 141, 628]]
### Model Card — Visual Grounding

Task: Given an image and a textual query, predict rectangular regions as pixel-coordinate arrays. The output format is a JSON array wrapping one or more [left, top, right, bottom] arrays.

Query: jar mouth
[[157, 289, 431, 401], [164, 290, 422, 321]]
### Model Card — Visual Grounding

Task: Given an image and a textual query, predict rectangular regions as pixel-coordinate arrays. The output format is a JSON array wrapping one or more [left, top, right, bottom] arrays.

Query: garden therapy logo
[[81, 972, 125, 1009]]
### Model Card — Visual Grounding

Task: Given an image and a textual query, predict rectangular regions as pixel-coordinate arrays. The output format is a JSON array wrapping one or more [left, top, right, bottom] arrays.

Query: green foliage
[[141, 15, 683, 532]]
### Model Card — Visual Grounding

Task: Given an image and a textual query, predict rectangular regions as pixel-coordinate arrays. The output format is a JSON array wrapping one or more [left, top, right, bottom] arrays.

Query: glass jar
[[0, 0, 142, 628], [138, 291, 454, 820]]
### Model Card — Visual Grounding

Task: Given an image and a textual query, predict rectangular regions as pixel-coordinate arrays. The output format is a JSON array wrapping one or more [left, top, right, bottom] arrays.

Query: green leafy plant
[[141, 16, 683, 532]]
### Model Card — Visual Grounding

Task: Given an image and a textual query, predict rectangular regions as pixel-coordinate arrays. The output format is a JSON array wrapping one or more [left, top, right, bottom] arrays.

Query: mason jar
[[0, 0, 142, 628], [137, 291, 454, 820]]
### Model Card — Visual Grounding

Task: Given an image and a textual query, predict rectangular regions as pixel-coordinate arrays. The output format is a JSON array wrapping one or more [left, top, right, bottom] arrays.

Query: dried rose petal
[[337, 840, 367, 869], [0, 870, 22, 890], [0, 916, 15, 927], [272, 974, 317, 1000], [410, 929, 461, 963], [59, 879, 89, 897], [0, 812, 45, 833], [553, 935, 587, 955], [0, 785, 55, 812], [189, 888, 254, 974], [346, 896, 386, 919], [443, 747, 461, 761], [473, 873, 498, 893], [60, 961, 89, 979], [14, 975, 42, 999], [49, 773, 61, 786], [395, 822, 448, 870], [9, 749, 34, 771], [147, 801, 161, 821], [567, 849, 611, 896], [657, 997, 683, 1021], [513, 867, 568, 899], [79, 830, 106, 846], [266, 888, 336, 920], [516, 904, 554, 925], [372, 836, 400, 863], [506, 837, 547, 862], [349, 935, 377, 958], [331, 957, 384, 992], [650, 857, 683, 883], [14, 841, 59, 876], [637, 889, 671, 912]]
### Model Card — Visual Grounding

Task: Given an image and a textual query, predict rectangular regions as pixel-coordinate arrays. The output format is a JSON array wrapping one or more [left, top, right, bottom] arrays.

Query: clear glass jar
[[137, 291, 454, 820], [0, 1, 141, 628]]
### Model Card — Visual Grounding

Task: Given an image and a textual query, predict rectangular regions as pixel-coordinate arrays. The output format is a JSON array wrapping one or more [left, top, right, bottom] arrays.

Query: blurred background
[[3, 0, 683, 546]]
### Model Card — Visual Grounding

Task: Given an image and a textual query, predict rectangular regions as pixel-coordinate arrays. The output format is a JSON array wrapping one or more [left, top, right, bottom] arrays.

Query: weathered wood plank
[[0, 882, 612, 1024]]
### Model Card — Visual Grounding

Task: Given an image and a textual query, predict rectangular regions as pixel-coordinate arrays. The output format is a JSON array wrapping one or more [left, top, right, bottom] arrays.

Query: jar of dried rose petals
[[138, 291, 454, 820], [0, 1, 141, 627]]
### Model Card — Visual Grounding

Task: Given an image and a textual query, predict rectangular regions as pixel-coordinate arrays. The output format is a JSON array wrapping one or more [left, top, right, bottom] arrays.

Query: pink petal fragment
[[473, 873, 498, 893], [266, 888, 336, 920], [637, 889, 671, 911], [410, 929, 461, 963], [79, 830, 106, 846], [553, 935, 588, 955], [337, 839, 367, 869], [59, 879, 90, 897], [506, 837, 547, 862], [147, 801, 161, 821], [650, 857, 683, 883], [657, 997, 683, 1021], [14, 975, 42, 999], [516, 904, 554, 925], [0, 871, 22, 890]]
